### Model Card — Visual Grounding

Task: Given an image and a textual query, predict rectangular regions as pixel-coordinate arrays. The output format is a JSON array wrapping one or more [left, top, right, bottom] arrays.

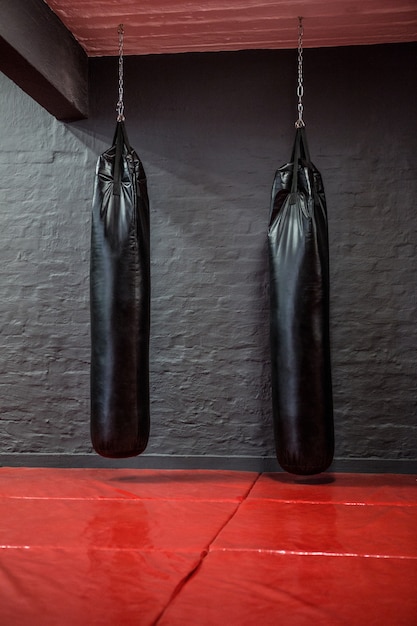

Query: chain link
[[116, 24, 125, 121], [295, 17, 305, 128]]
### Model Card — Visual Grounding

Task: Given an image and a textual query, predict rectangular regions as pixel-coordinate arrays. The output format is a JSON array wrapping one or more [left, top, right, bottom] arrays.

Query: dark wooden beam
[[0, 0, 88, 121]]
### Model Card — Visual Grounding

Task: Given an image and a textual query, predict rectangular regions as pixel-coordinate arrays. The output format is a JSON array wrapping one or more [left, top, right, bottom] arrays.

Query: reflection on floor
[[0, 468, 416, 625]]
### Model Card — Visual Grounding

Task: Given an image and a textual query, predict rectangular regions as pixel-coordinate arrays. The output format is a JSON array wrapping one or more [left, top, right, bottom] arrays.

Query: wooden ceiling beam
[[0, 0, 88, 121]]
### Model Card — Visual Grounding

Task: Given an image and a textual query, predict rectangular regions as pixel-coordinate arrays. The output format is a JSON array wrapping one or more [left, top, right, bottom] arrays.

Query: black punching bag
[[90, 121, 150, 457], [268, 127, 334, 475]]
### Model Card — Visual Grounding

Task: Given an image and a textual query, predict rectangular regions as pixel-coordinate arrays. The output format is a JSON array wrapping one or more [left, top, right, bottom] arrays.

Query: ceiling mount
[[44, 0, 417, 57], [1, 0, 415, 121]]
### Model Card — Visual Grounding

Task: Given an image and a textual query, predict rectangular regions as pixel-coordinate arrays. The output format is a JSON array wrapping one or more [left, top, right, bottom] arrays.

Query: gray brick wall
[[0, 43, 416, 469], [0, 81, 93, 454]]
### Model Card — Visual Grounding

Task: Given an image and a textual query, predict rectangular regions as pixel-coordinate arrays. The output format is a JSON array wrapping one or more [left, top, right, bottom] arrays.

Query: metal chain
[[116, 24, 125, 121], [295, 17, 305, 128]]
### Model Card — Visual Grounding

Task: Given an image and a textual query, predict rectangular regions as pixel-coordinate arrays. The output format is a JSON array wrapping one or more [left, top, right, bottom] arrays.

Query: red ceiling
[[43, 0, 417, 57]]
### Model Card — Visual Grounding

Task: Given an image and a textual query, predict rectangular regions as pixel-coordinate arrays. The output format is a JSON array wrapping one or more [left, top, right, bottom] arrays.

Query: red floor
[[0, 469, 416, 625]]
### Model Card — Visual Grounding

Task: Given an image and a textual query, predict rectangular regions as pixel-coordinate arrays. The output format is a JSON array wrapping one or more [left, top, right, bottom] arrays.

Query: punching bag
[[90, 121, 150, 458], [268, 127, 334, 475]]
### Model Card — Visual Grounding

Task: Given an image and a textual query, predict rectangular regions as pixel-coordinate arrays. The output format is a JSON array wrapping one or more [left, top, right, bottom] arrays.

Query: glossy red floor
[[0, 469, 416, 625]]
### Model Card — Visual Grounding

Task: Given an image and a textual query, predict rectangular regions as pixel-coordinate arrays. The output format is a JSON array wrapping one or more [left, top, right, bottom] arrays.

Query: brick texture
[[0, 43, 416, 466]]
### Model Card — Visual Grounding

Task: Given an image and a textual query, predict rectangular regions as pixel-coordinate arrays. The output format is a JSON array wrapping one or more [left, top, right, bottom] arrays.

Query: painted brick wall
[[0, 43, 416, 469], [0, 79, 93, 454]]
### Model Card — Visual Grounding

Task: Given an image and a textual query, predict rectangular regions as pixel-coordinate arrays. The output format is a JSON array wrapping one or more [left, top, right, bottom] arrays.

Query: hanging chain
[[116, 24, 125, 121], [295, 16, 305, 128]]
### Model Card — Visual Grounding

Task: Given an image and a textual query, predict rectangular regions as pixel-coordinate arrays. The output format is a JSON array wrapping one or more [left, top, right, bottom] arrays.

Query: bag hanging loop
[[295, 17, 305, 128], [116, 24, 125, 121]]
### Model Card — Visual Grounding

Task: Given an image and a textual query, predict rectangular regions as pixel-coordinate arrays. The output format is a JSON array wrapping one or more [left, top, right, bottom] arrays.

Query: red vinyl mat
[[0, 469, 416, 625]]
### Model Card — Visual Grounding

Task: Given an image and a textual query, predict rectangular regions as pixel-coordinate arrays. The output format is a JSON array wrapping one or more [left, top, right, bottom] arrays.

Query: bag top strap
[[290, 129, 302, 195], [299, 127, 311, 164], [112, 121, 132, 197], [290, 127, 313, 195]]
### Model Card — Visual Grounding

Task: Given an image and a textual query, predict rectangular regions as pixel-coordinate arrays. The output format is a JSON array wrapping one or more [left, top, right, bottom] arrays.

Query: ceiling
[[43, 0, 417, 57]]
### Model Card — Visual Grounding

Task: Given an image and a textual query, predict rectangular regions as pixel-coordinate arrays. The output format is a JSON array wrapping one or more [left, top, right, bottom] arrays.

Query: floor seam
[[241, 498, 417, 507], [0, 495, 255, 502], [203, 472, 264, 555], [152, 473, 262, 625], [152, 550, 208, 625], [208, 547, 417, 559]]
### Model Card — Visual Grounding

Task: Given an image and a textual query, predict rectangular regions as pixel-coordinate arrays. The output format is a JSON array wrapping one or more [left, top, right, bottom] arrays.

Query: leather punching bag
[[90, 121, 150, 458], [268, 127, 334, 475]]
